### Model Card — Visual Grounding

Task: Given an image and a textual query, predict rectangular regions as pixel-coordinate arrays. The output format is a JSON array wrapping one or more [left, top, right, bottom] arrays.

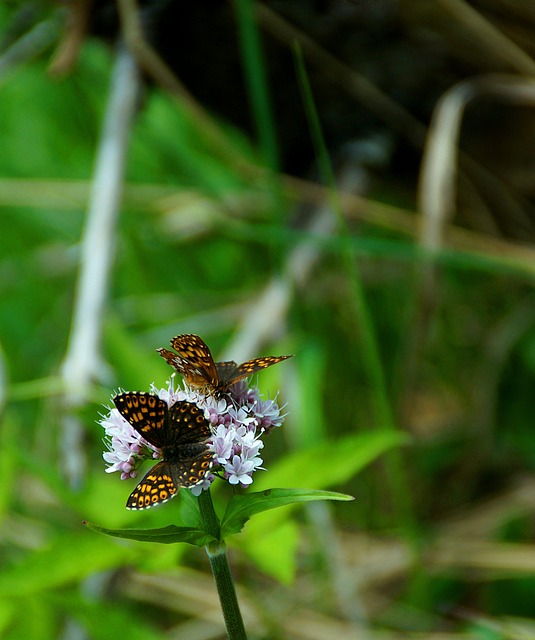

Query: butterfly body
[[113, 392, 213, 510], [158, 333, 292, 396], [161, 442, 208, 460]]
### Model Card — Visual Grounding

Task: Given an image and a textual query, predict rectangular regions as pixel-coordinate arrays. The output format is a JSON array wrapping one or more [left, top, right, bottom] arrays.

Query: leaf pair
[[85, 488, 353, 546]]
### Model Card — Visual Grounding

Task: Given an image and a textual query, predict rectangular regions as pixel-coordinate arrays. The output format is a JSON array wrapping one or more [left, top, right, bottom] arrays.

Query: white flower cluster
[[101, 376, 286, 493]]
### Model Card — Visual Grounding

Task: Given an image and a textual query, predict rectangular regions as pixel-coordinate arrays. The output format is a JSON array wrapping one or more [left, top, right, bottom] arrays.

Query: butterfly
[[113, 392, 214, 510], [157, 333, 292, 396]]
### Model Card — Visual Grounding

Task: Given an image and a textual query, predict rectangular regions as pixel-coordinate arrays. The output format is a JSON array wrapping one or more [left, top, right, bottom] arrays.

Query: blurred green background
[[2, 1, 535, 639]]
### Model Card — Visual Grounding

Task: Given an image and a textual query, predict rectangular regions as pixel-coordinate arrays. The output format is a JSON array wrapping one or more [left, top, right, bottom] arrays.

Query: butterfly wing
[[168, 401, 212, 445], [167, 402, 214, 485], [170, 334, 219, 387], [159, 334, 293, 394], [157, 334, 219, 389], [126, 460, 178, 510], [157, 348, 208, 387], [171, 451, 215, 488], [220, 355, 293, 388], [113, 392, 169, 449], [215, 360, 239, 386]]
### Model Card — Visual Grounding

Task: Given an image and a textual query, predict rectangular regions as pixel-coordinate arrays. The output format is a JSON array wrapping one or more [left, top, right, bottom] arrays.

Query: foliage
[[2, 1, 535, 639]]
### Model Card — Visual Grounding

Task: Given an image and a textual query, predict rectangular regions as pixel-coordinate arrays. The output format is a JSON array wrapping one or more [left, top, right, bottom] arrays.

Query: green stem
[[234, 0, 279, 174], [293, 45, 416, 538], [197, 489, 248, 640]]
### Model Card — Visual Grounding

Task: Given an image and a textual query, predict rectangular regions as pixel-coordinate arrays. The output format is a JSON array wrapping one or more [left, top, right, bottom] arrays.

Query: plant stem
[[234, 0, 279, 174], [293, 45, 417, 538], [197, 489, 248, 640]]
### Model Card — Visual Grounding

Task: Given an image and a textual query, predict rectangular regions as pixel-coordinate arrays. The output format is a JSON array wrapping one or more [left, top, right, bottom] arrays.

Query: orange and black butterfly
[[113, 392, 213, 510], [157, 333, 292, 396]]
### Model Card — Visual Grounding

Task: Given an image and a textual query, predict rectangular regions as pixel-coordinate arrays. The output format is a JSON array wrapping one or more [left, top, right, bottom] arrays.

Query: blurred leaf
[[255, 430, 408, 491], [55, 593, 167, 640], [103, 317, 168, 390], [0, 599, 15, 636], [467, 621, 503, 640], [0, 413, 18, 520], [85, 521, 216, 547], [292, 341, 328, 446], [0, 532, 134, 597], [220, 488, 353, 538], [70, 472, 139, 528], [8, 376, 65, 401], [3, 596, 56, 640], [238, 519, 299, 585]]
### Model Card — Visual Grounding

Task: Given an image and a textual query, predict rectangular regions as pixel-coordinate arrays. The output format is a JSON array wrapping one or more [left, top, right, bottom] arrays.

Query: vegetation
[[2, 1, 535, 638]]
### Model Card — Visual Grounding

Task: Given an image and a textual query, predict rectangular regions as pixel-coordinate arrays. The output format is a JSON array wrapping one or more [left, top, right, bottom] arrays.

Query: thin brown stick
[[48, 0, 93, 76], [436, 0, 535, 76], [256, 2, 427, 149]]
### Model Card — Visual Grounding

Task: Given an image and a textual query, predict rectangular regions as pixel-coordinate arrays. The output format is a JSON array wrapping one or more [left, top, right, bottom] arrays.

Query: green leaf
[[220, 488, 353, 538], [84, 521, 217, 547], [254, 430, 408, 492], [177, 488, 204, 528], [0, 532, 133, 597]]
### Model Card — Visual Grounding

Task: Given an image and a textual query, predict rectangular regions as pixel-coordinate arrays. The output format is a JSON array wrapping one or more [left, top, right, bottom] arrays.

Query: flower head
[[100, 374, 287, 495]]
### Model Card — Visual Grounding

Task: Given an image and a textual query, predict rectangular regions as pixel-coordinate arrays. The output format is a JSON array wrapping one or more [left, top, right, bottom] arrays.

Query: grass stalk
[[293, 44, 416, 536]]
